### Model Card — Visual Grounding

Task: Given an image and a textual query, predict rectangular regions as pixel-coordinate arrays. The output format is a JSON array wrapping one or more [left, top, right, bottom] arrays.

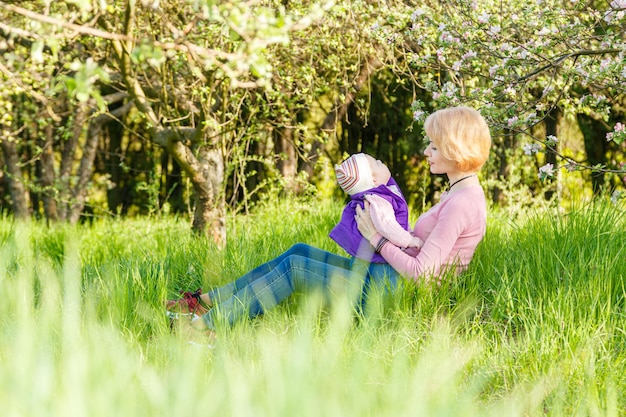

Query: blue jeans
[[202, 243, 399, 329]]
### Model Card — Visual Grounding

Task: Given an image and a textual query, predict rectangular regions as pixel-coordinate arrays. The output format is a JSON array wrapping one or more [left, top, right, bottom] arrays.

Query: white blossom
[[538, 163, 556, 180], [488, 25, 501, 35], [523, 143, 542, 155]]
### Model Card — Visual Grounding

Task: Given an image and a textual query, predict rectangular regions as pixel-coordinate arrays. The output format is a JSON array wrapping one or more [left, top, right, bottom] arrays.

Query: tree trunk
[[0, 137, 30, 219], [58, 102, 89, 221], [544, 107, 560, 201], [105, 106, 126, 215], [67, 102, 134, 223], [275, 126, 298, 192], [0, 150, 6, 209], [39, 123, 59, 221], [67, 117, 103, 224], [491, 129, 516, 204], [276, 127, 297, 177], [155, 128, 226, 247], [192, 146, 225, 246], [577, 113, 610, 194], [163, 153, 186, 213]]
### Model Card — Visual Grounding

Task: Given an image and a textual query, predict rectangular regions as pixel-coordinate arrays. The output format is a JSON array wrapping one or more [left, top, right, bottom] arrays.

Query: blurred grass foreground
[[1, 198, 625, 416]]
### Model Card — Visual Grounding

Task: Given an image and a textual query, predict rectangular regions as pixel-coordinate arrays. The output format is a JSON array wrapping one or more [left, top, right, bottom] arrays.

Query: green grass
[[1, 197, 625, 416]]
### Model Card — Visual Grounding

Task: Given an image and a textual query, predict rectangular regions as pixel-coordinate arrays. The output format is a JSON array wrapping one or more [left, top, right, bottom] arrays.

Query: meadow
[[1, 197, 625, 416]]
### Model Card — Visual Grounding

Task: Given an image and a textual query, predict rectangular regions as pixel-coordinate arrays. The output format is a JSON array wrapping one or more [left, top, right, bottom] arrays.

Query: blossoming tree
[[373, 0, 625, 198]]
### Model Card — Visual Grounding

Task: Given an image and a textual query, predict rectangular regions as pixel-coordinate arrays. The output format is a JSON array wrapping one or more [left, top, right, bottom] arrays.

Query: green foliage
[[0, 0, 624, 229], [57, 59, 110, 108], [2, 197, 626, 415]]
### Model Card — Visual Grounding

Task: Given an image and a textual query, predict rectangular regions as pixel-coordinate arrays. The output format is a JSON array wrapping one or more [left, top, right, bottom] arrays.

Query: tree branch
[[1, 2, 239, 63], [516, 49, 621, 83]]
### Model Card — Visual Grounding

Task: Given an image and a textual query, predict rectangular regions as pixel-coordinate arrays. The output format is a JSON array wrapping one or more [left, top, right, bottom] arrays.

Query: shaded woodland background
[[0, 0, 624, 245]]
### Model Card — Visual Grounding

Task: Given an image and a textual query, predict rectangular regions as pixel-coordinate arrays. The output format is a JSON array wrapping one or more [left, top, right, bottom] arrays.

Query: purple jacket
[[329, 178, 409, 263]]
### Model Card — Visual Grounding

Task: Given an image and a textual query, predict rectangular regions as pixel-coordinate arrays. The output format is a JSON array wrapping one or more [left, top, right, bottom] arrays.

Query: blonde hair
[[424, 106, 492, 171]]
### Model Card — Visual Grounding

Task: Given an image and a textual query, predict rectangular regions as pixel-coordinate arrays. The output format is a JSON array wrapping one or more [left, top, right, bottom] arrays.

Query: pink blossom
[[462, 50, 477, 60], [607, 123, 625, 142], [413, 110, 425, 121]]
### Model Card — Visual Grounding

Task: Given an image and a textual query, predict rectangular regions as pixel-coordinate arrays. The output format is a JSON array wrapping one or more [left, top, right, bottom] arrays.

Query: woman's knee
[[288, 242, 311, 255]]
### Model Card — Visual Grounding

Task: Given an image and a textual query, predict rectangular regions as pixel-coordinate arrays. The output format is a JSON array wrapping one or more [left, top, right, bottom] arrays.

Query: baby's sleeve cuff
[[369, 232, 383, 247]]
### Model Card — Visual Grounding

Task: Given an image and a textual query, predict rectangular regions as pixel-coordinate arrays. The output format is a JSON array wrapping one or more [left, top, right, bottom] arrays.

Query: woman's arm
[[358, 189, 486, 281], [381, 195, 485, 280]]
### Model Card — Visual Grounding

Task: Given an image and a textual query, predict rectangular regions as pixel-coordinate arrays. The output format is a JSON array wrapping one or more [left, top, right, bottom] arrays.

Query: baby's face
[[364, 154, 391, 186]]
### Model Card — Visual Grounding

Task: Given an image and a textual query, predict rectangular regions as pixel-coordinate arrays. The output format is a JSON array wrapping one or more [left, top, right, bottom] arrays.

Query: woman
[[357, 106, 491, 280], [168, 106, 491, 334]]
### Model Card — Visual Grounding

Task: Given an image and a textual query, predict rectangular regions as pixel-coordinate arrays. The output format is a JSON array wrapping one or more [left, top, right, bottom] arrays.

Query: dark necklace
[[448, 174, 476, 190]]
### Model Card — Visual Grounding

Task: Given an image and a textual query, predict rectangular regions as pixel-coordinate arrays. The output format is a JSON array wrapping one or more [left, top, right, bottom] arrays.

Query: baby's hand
[[408, 236, 424, 249]]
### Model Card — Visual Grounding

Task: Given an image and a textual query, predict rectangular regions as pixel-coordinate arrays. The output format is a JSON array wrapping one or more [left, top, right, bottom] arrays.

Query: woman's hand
[[355, 201, 378, 241]]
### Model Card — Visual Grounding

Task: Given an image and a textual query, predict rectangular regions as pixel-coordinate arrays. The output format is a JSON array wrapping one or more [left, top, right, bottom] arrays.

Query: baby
[[329, 153, 423, 263]]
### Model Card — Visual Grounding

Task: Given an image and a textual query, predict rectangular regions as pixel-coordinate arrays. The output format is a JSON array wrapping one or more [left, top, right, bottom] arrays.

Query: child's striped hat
[[335, 153, 375, 195]]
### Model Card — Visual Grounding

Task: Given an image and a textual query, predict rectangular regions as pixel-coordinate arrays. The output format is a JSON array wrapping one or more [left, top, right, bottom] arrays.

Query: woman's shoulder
[[441, 185, 486, 211]]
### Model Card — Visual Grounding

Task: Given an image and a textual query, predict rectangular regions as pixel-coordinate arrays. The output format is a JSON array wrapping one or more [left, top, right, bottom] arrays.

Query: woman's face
[[364, 154, 391, 186], [424, 140, 457, 175]]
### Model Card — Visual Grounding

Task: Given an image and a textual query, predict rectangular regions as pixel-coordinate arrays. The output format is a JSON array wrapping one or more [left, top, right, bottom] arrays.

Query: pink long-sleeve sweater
[[368, 184, 487, 281]]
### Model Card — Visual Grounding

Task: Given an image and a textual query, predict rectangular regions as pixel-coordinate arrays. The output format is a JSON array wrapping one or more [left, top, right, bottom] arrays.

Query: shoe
[[166, 310, 200, 331], [166, 311, 201, 321], [169, 310, 217, 347], [165, 289, 211, 316]]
